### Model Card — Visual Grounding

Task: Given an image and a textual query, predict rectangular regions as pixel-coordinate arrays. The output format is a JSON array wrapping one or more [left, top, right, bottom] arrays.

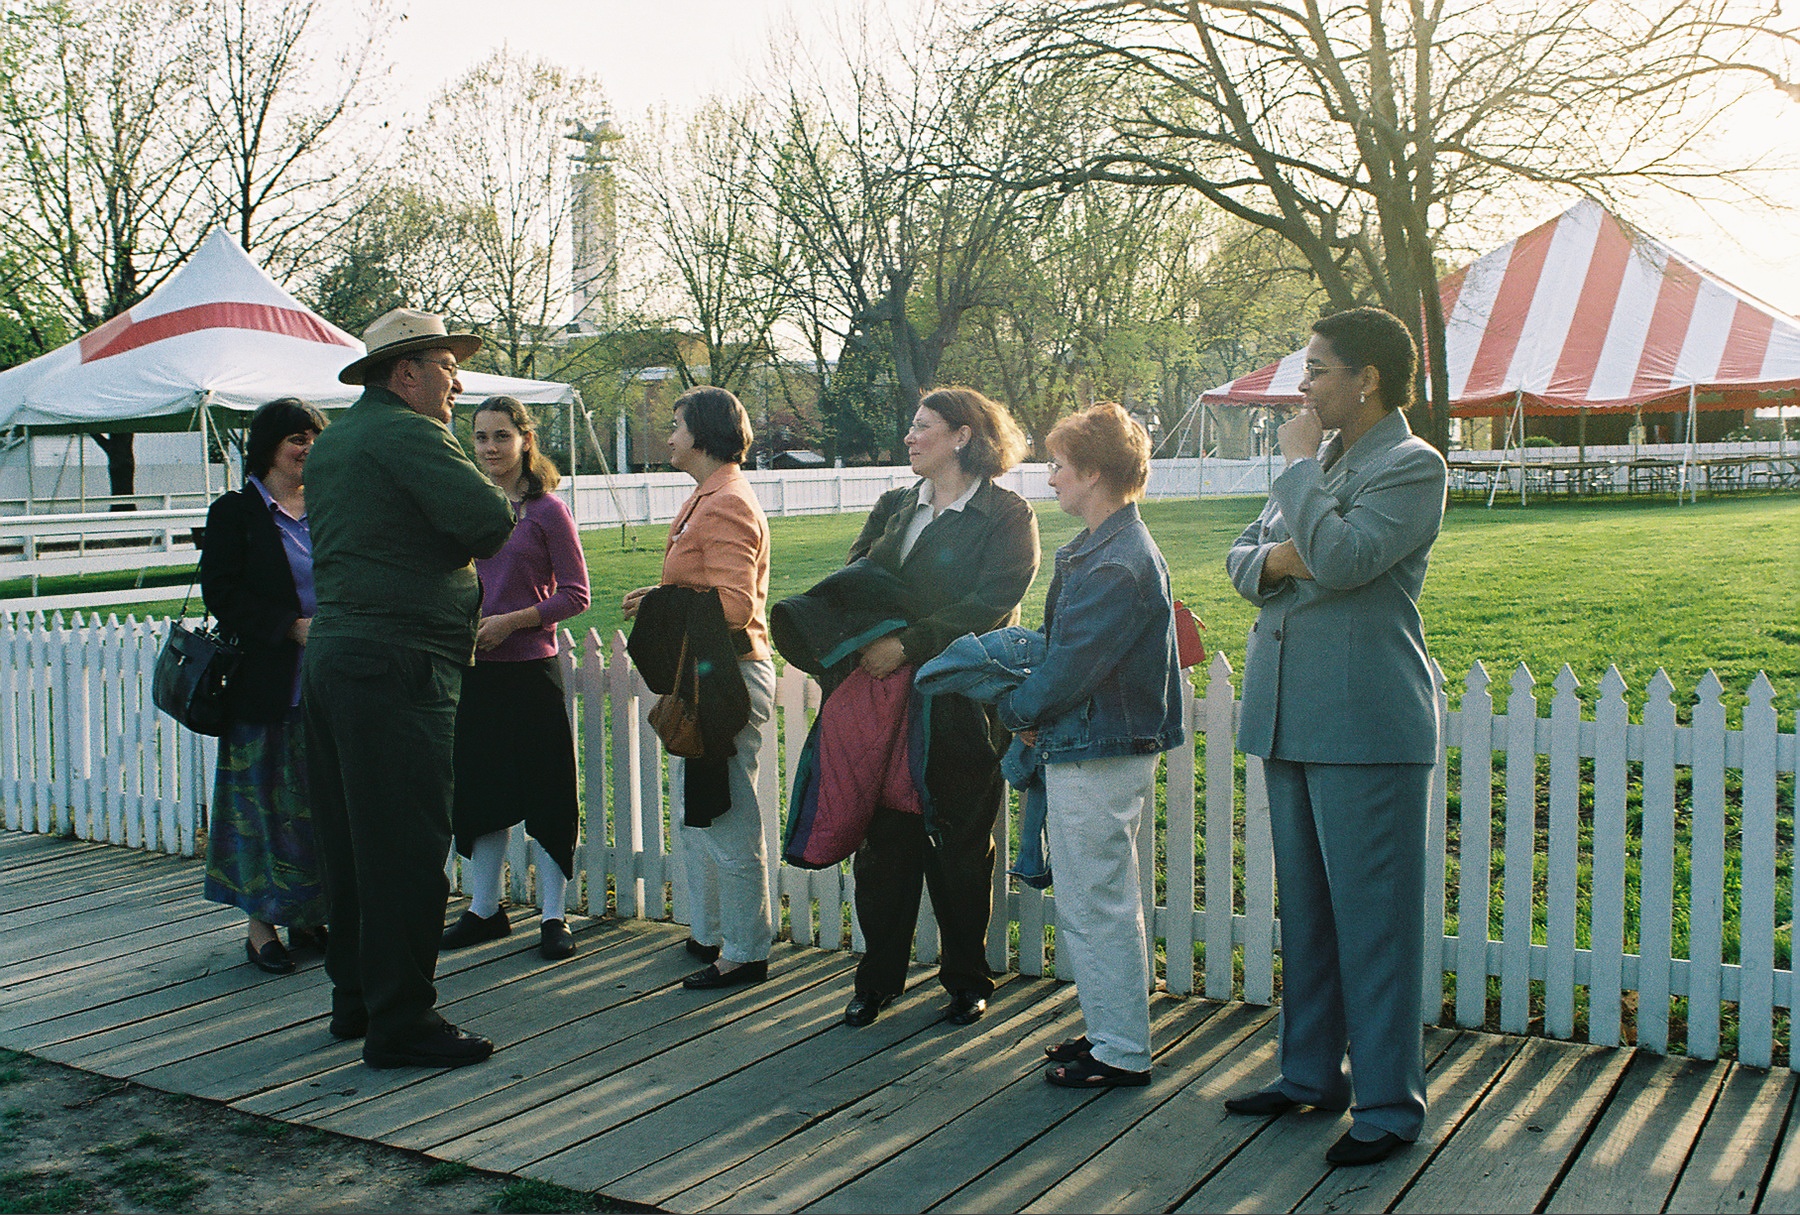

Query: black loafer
[[363, 1023, 494, 1070], [328, 1009, 368, 1040], [684, 937, 721, 963], [682, 959, 768, 990], [441, 909, 510, 949], [539, 920, 577, 960], [246, 938, 295, 975], [1224, 1088, 1302, 1116], [944, 991, 987, 1026], [1326, 1129, 1408, 1167], [843, 993, 895, 1027]]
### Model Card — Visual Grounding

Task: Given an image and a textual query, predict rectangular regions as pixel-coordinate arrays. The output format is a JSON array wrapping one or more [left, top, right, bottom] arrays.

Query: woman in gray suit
[[1223, 306, 1447, 1168]]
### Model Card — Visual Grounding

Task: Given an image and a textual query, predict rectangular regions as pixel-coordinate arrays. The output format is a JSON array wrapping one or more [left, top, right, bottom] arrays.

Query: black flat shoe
[[682, 959, 768, 990], [246, 938, 295, 975], [684, 937, 721, 962], [441, 909, 510, 949], [944, 991, 987, 1026], [539, 920, 577, 960], [363, 1022, 494, 1070], [843, 993, 895, 1027], [1224, 1088, 1301, 1116], [328, 1008, 368, 1040], [1326, 1129, 1408, 1167]]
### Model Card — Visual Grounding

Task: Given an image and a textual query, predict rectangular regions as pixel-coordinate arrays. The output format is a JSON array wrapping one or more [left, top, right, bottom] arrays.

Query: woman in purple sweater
[[441, 396, 592, 960]]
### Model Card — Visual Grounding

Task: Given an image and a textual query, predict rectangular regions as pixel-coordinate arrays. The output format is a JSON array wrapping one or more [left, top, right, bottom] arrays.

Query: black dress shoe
[[1326, 1129, 1408, 1167], [684, 937, 721, 963], [1224, 1088, 1302, 1116], [363, 1023, 494, 1070], [441, 909, 510, 949], [246, 938, 295, 975], [682, 959, 769, 990], [843, 993, 895, 1027], [539, 920, 577, 960], [287, 925, 328, 953], [328, 1008, 368, 1040], [944, 991, 987, 1026]]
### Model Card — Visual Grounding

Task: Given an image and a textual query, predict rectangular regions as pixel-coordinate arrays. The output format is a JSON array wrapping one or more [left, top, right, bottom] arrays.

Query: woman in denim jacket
[[996, 403, 1185, 1088]]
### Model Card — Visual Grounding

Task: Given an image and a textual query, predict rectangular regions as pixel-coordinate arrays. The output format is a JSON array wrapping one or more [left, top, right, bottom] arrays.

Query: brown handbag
[[648, 635, 705, 757]]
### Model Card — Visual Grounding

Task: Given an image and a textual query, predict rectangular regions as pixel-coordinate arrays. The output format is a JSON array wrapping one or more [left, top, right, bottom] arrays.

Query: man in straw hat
[[302, 308, 516, 1069]]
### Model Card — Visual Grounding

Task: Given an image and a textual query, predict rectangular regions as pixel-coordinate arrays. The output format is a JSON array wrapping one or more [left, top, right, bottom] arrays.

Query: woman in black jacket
[[838, 386, 1040, 1028], [199, 398, 330, 975]]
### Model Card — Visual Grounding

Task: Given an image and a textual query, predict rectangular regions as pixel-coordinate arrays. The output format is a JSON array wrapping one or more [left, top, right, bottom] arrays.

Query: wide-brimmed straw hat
[[338, 308, 483, 385]]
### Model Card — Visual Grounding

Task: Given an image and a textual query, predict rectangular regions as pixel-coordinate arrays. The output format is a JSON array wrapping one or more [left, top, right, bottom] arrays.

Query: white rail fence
[[2, 612, 1793, 1068]]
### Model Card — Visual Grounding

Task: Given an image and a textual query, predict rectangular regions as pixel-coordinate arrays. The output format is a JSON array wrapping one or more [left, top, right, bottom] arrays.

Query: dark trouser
[[1264, 758, 1431, 1140], [303, 636, 464, 1051], [852, 760, 1005, 1001]]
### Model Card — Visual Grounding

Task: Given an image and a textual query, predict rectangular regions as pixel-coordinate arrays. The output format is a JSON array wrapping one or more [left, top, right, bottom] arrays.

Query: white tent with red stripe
[[0, 226, 576, 432], [1200, 198, 1800, 417]]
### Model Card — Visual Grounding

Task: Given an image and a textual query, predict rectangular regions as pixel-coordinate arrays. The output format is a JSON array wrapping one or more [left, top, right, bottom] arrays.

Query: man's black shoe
[[945, 991, 987, 1026], [1326, 1129, 1408, 1167], [328, 1009, 367, 1040], [441, 909, 510, 949], [363, 1023, 493, 1070], [843, 993, 895, 1027]]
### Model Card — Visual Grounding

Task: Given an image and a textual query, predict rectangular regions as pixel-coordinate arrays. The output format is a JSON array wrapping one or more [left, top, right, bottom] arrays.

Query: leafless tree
[[989, 0, 1800, 451]]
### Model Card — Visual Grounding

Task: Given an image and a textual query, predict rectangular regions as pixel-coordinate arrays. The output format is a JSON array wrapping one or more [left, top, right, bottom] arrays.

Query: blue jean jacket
[[915, 627, 1053, 888], [996, 502, 1185, 764]]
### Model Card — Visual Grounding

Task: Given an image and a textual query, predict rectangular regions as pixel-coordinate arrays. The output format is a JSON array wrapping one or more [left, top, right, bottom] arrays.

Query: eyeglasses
[[409, 355, 460, 376], [1045, 459, 1063, 474], [1302, 360, 1354, 378]]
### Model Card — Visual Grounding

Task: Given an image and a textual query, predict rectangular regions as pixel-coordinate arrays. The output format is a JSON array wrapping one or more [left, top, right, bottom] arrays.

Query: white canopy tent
[[0, 228, 582, 502]]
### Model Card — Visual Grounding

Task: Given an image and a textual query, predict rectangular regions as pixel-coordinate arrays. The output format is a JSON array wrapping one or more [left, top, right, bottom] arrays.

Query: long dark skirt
[[452, 656, 579, 878], [204, 707, 329, 927]]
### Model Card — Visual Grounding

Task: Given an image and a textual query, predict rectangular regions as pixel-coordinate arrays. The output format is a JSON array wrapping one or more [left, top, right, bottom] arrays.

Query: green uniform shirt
[[306, 385, 516, 665]]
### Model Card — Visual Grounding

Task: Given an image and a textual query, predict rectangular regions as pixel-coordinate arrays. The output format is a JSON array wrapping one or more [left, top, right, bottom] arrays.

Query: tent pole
[[1517, 393, 1527, 506], [24, 426, 33, 513], [1679, 383, 1697, 504], [199, 393, 212, 502], [1196, 403, 1206, 500]]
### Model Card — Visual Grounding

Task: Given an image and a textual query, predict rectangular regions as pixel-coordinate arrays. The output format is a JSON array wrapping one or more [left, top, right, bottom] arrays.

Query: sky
[[376, 0, 1800, 316]]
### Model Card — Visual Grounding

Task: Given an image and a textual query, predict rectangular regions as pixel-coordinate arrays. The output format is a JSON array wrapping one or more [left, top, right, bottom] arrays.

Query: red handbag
[[1173, 600, 1207, 669]]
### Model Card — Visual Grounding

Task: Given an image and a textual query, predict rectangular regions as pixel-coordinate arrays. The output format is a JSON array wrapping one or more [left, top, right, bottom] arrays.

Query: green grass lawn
[[12, 492, 1797, 723]]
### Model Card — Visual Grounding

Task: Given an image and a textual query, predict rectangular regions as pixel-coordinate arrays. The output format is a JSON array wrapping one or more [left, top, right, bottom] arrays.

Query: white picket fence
[[1, 611, 1793, 1068]]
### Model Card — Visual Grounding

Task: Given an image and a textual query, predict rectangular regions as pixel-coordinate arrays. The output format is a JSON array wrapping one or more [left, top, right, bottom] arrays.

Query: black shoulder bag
[[151, 574, 241, 737]]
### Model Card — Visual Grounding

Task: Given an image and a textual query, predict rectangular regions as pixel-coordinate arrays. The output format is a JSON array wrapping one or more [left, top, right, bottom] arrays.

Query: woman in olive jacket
[[839, 386, 1040, 1029]]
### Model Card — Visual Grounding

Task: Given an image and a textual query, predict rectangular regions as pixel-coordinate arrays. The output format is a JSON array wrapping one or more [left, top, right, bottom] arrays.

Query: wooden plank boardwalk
[[3, 831, 1797, 1214]]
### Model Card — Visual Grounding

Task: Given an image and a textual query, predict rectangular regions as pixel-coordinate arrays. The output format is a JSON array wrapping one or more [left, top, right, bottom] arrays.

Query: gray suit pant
[[1265, 758, 1430, 1140]]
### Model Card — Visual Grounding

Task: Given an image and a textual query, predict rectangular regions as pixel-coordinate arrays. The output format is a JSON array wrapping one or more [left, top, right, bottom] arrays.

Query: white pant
[[1045, 752, 1160, 1072], [673, 658, 775, 965]]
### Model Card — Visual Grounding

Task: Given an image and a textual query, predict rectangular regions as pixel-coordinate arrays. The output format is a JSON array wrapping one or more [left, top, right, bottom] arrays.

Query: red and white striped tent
[[1200, 198, 1800, 417]]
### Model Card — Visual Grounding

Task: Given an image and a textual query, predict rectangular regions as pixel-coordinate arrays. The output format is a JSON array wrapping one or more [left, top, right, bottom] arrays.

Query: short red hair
[[1047, 402, 1150, 501]]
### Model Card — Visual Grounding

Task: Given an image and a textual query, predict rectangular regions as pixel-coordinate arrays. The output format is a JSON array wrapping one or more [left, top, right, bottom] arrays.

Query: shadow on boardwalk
[[2, 832, 1796, 1214]]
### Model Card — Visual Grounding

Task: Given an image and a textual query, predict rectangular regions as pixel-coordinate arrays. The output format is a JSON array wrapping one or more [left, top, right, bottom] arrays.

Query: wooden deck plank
[[1665, 1065, 1797, 1215], [595, 972, 1001, 1206], [931, 1000, 1272, 1215], [665, 980, 1086, 1215], [802, 998, 1224, 1215], [3, 831, 1793, 1215], [1394, 1036, 1633, 1214], [434, 949, 863, 1176], [1175, 1028, 1476, 1215], [241, 923, 685, 1131], [1545, 1052, 1725, 1213], [1019, 1018, 1283, 1214], [1295, 1030, 1526, 1215]]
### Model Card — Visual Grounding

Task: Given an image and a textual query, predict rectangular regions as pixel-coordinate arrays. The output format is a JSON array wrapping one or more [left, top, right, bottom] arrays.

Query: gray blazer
[[1227, 408, 1447, 764]]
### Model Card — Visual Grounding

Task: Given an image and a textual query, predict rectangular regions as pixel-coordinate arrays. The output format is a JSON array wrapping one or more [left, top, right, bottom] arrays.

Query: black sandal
[[1044, 1035, 1092, 1063], [1046, 1054, 1150, 1089]]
